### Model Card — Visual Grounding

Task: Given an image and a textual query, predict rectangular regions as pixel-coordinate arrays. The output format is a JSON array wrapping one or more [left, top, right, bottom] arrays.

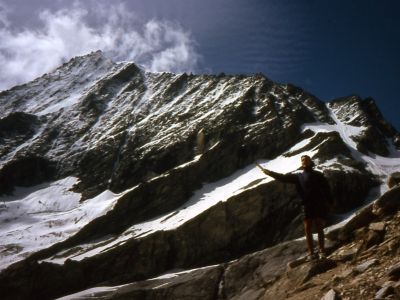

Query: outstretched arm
[[256, 163, 298, 183]]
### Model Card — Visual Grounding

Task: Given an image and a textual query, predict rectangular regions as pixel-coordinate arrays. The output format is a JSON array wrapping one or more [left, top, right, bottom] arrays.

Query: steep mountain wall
[[0, 51, 399, 299]]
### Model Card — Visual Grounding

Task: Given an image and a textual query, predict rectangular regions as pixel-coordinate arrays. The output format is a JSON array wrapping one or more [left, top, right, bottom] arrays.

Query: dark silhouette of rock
[[387, 262, 400, 279]]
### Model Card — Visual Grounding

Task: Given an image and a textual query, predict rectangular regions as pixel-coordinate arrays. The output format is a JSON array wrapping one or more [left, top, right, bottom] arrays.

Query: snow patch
[[0, 177, 122, 271], [302, 103, 400, 193], [37, 93, 82, 116], [56, 286, 121, 300], [57, 265, 219, 299]]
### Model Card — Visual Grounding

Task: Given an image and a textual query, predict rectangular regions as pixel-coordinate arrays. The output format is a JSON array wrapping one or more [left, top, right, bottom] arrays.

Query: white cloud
[[0, 2, 200, 91]]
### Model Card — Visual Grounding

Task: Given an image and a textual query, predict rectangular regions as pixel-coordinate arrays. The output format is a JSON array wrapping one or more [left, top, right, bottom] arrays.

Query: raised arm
[[256, 163, 298, 183]]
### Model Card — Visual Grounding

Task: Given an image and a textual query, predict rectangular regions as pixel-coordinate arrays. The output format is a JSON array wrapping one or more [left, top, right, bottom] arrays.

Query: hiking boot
[[306, 253, 319, 262], [319, 251, 327, 260]]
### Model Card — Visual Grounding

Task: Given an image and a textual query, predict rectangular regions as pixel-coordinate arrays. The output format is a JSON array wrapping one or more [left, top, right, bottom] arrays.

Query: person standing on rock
[[256, 155, 332, 260]]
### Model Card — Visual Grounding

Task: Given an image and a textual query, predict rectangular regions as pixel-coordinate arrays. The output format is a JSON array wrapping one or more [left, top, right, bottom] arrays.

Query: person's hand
[[256, 163, 270, 175]]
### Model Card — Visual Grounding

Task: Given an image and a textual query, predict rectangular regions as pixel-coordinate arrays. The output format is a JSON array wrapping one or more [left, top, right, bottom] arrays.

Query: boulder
[[321, 289, 340, 300], [393, 281, 400, 297], [353, 259, 378, 274], [374, 186, 400, 215], [375, 285, 394, 299], [369, 222, 386, 232], [387, 262, 400, 279], [330, 247, 358, 262], [222, 240, 307, 299], [286, 259, 337, 285]]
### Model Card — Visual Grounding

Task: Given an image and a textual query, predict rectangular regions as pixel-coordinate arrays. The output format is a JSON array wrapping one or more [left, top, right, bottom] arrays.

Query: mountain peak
[[0, 52, 400, 300], [59, 50, 113, 69], [0, 51, 118, 118]]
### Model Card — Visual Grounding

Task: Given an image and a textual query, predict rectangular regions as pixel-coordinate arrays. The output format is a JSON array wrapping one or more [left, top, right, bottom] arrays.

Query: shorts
[[302, 202, 328, 220]]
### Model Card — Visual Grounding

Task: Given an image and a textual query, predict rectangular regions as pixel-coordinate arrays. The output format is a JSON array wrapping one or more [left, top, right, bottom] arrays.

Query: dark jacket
[[266, 168, 332, 208]]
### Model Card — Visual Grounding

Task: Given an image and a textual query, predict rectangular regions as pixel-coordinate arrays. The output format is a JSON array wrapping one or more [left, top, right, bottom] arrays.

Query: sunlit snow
[[305, 104, 400, 189], [0, 177, 122, 270], [37, 93, 82, 116], [44, 138, 318, 264]]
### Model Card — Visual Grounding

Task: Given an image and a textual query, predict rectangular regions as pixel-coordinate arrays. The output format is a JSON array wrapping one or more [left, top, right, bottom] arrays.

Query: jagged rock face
[[0, 52, 396, 198], [0, 51, 337, 197], [0, 51, 399, 300], [329, 95, 399, 156], [0, 112, 55, 193]]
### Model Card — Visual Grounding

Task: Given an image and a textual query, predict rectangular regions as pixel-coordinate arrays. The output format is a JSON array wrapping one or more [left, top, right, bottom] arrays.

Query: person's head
[[388, 177, 396, 188], [301, 155, 314, 169], [388, 173, 400, 188]]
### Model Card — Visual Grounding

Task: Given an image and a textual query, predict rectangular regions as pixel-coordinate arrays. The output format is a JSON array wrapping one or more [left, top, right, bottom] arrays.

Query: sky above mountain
[[0, 0, 399, 130]]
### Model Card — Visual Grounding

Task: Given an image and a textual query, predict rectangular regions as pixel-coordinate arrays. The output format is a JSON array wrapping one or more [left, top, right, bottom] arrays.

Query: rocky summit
[[0, 51, 399, 300]]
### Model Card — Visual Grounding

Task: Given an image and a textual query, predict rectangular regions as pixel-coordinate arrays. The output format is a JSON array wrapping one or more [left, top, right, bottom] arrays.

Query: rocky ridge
[[56, 185, 400, 300], [0, 51, 399, 299]]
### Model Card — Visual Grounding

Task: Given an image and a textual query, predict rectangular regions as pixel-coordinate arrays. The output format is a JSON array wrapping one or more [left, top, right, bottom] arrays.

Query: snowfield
[[0, 177, 122, 270], [40, 103, 400, 265], [1, 100, 399, 270]]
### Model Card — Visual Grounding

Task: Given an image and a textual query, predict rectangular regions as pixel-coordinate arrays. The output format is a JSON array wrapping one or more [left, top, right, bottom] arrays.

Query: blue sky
[[1, 0, 399, 129]]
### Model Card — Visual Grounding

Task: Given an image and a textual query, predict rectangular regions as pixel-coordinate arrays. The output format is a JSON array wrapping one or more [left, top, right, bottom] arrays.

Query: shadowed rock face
[[0, 52, 398, 300], [0, 112, 39, 136], [353, 126, 390, 156], [0, 171, 379, 300], [0, 112, 46, 194], [11, 187, 398, 300], [0, 54, 394, 199], [330, 95, 399, 156], [0, 156, 56, 195]]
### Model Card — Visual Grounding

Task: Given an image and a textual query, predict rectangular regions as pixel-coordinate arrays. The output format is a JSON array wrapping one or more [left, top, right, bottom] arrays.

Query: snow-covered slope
[[0, 51, 399, 300], [0, 177, 125, 270], [0, 50, 115, 117], [305, 103, 400, 191]]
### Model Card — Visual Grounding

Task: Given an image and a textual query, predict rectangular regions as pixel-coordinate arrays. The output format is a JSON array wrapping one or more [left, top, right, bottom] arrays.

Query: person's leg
[[303, 218, 314, 256], [315, 218, 326, 256]]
